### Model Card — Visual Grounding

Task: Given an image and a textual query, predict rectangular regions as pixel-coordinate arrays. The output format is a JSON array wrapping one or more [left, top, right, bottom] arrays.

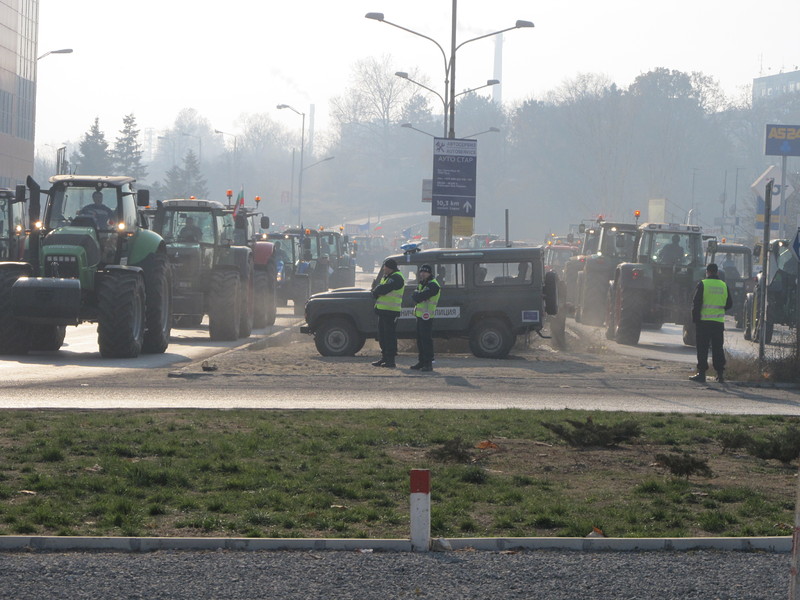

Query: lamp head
[[395, 71, 409, 79], [365, 12, 384, 21], [515, 20, 535, 28], [277, 104, 288, 109], [487, 79, 500, 86]]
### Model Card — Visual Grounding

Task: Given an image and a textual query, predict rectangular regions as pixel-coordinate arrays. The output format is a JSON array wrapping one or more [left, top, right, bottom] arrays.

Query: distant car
[[300, 246, 560, 358]]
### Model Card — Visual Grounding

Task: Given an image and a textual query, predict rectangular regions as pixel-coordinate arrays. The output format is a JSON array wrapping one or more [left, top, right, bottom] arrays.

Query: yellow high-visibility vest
[[414, 278, 440, 320], [375, 272, 405, 312], [700, 278, 727, 323]]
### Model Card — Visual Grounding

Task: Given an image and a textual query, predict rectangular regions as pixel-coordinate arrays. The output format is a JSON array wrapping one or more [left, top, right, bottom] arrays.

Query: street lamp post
[[36, 48, 73, 61], [277, 104, 306, 225], [181, 132, 202, 164], [462, 127, 500, 139], [214, 129, 238, 184], [157, 135, 175, 167], [34, 48, 73, 152], [401, 123, 436, 138], [367, 5, 532, 246]]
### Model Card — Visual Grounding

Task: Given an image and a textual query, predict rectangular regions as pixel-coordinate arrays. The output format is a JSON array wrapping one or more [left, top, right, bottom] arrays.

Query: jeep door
[[394, 262, 466, 337], [471, 259, 539, 333]]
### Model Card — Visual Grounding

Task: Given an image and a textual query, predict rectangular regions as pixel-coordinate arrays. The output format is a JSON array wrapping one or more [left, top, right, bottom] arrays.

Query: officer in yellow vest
[[370, 258, 405, 368], [410, 264, 441, 372], [689, 263, 732, 383]]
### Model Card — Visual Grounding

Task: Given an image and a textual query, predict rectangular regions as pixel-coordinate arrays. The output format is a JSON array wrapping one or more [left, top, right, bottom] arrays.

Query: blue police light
[[401, 242, 421, 254]]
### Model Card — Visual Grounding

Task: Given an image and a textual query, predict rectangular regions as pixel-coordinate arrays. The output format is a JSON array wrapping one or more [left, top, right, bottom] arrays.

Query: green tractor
[[743, 239, 797, 344], [0, 175, 172, 357], [0, 188, 27, 260], [606, 223, 705, 346], [151, 199, 268, 339]]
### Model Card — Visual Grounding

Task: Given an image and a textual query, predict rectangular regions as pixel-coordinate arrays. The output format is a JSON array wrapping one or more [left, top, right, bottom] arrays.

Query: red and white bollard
[[410, 469, 431, 552]]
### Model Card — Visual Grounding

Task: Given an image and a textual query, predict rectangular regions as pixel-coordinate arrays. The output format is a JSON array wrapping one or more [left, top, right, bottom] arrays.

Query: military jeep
[[300, 246, 559, 359]]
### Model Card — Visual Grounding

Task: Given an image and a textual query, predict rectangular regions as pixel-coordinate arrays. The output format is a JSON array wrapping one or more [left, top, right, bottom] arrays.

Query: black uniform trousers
[[376, 310, 399, 359], [695, 320, 725, 375], [416, 318, 434, 365]]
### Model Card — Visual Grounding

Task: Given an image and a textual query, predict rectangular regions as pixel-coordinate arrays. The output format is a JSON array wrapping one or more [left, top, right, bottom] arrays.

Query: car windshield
[[48, 186, 120, 230]]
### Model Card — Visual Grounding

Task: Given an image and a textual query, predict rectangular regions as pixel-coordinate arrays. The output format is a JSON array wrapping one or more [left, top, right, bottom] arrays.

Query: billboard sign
[[431, 138, 477, 217], [765, 124, 800, 157]]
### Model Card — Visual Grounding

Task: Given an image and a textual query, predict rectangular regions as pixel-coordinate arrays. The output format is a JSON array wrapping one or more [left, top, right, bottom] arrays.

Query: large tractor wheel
[[208, 270, 241, 341], [469, 317, 514, 358], [579, 277, 606, 326], [682, 323, 697, 347], [238, 260, 255, 338], [742, 294, 753, 341], [265, 262, 278, 326], [605, 284, 617, 340], [0, 267, 31, 355], [142, 253, 172, 354], [253, 262, 278, 328], [314, 317, 365, 356], [615, 287, 644, 345], [29, 325, 66, 352], [253, 270, 269, 328], [97, 270, 146, 358]]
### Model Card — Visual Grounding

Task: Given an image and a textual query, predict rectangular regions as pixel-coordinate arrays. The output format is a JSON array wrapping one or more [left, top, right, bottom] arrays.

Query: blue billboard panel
[[431, 138, 477, 217], [765, 124, 800, 157]]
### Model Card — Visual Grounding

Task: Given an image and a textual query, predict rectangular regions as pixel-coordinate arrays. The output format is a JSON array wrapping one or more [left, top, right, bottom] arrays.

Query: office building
[[0, 0, 37, 188]]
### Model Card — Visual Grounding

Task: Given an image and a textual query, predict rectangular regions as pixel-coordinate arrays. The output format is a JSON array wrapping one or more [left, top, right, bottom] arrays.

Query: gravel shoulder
[[175, 324, 692, 383]]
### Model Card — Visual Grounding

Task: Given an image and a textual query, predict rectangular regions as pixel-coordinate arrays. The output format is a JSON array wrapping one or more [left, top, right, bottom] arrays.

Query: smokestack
[[493, 35, 503, 105]]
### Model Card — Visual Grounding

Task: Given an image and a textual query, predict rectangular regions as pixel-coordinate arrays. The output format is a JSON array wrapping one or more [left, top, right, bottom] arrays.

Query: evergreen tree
[[182, 149, 208, 198], [112, 114, 147, 180], [75, 118, 113, 175], [160, 150, 207, 199]]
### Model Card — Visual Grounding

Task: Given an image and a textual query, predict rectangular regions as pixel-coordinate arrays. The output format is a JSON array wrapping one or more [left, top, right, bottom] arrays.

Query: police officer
[[411, 264, 441, 372], [370, 258, 405, 368], [690, 263, 732, 383]]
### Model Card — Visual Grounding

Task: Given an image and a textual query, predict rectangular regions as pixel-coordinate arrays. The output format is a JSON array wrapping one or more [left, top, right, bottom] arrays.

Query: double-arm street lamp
[[395, 71, 499, 137], [367, 4, 532, 246], [277, 104, 306, 225], [366, 6, 532, 138]]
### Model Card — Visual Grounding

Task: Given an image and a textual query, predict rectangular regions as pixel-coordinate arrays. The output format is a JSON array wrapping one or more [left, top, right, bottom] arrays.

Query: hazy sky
[[36, 0, 800, 152]]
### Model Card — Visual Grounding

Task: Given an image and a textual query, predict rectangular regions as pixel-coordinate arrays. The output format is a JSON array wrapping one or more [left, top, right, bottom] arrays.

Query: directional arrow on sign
[[463, 200, 473, 213]]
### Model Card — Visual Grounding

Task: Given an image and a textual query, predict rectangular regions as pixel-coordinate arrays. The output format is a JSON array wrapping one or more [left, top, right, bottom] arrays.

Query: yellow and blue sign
[[765, 124, 800, 156]]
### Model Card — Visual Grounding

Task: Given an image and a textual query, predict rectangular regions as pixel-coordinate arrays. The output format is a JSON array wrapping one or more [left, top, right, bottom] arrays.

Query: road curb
[[167, 319, 302, 378], [0, 535, 789, 553]]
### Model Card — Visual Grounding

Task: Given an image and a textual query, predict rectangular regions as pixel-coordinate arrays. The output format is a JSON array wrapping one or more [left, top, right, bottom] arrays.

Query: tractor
[[606, 223, 705, 346], [0, 175, 172, 357], [151, 199, 276, 339]]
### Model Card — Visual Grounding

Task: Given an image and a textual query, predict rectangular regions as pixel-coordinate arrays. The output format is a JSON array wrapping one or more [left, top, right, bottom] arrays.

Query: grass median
[[0, 409, 796, 539]]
